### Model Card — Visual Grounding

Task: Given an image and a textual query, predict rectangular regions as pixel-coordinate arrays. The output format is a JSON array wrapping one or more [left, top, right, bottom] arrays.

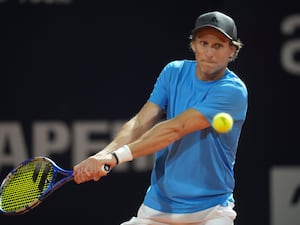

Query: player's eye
[[213, 43, 223, 49], [199, 40, 207, 47]]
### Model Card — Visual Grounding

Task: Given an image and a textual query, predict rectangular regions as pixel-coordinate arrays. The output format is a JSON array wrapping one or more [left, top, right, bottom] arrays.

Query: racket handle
[[102, 164, 111, 173]]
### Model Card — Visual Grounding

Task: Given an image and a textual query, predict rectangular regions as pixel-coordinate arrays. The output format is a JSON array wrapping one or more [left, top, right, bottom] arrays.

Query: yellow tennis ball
[[212, 112, 233, 133]]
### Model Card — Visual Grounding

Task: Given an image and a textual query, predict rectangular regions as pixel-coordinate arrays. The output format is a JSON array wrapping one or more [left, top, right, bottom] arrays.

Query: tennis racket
[[0, 156, 110, 215]]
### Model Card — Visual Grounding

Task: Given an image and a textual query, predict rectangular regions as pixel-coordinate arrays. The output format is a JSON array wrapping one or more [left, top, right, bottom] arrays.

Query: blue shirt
[[144, 60, 248, 213]]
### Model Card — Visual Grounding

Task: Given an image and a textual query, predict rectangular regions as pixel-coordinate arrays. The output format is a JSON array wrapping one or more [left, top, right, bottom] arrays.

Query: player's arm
[[73, 104, 210, 183]]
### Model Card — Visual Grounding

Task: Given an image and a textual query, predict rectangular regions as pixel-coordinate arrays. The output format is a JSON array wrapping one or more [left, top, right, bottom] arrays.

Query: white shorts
[[120, 202, 237, 225]]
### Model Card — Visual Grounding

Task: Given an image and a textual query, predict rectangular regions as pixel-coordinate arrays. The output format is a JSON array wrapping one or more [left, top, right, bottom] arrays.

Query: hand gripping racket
[[0, 156, 110, 215]]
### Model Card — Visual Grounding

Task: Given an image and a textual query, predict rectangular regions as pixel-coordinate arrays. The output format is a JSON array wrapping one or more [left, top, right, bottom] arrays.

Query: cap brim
[[192, 24, 233, 40]]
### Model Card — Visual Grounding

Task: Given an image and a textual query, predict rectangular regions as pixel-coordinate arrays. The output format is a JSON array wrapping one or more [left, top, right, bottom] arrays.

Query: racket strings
[[0, 160, 54, 213]]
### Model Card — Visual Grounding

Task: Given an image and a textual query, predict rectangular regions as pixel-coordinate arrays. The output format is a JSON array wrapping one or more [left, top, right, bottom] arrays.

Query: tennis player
[[73, 11, 248, 225]]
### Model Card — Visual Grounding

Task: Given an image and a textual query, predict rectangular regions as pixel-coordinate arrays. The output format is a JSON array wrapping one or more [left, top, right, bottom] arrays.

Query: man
[[73, 11, 247, 225]]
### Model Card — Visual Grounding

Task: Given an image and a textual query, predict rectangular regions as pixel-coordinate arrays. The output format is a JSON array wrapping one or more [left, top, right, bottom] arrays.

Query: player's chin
[[199, 64, 216, 73], [200, 60, 216, 67]]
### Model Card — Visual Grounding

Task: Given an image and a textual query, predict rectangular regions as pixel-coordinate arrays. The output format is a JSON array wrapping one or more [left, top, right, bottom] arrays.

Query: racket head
[[0, 157, 56, 215]]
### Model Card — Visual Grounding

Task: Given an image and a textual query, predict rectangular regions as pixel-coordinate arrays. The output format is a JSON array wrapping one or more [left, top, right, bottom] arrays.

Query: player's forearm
[[126, 109, 209, 159]]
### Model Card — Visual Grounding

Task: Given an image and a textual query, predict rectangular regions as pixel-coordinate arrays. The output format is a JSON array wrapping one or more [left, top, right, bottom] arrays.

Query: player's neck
[[196, 67, 226, 81]]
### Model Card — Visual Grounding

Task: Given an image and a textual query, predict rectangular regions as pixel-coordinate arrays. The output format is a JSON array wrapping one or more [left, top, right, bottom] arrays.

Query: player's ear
[[228, 45, 235, 59]]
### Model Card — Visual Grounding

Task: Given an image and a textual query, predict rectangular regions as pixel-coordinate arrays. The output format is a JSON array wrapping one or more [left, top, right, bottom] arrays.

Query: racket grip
[[102, 164, 111, 173]]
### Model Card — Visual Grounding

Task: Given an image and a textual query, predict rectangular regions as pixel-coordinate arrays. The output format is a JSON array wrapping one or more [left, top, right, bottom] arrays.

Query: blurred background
[[0, 0, 299, 224]]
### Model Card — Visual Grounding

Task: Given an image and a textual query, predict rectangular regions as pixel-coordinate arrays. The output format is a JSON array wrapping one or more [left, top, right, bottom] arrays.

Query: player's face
[[191, 28, 236, 81]]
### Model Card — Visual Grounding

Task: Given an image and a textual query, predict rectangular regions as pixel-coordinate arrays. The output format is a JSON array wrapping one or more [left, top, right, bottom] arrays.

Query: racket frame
[[0, 156, 73, 215]]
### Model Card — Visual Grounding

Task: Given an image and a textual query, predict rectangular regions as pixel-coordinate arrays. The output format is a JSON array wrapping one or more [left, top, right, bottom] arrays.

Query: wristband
[[111, 152, 119, 165], [113, 145, 133, 164]]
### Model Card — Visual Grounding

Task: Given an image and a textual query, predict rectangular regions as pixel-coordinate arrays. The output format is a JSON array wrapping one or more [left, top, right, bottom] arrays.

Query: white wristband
[[113, 145, 133, 164]]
